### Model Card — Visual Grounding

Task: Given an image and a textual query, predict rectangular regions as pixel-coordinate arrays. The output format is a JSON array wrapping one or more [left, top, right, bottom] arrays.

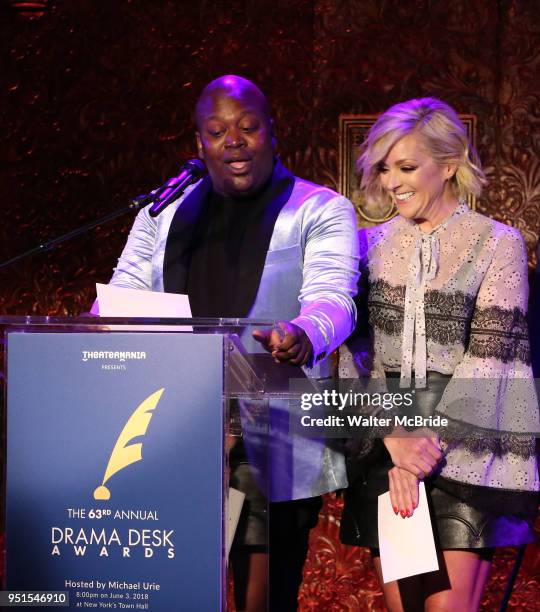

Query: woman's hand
[[388, 466, 419, 517], [383, 426, 442, 478]]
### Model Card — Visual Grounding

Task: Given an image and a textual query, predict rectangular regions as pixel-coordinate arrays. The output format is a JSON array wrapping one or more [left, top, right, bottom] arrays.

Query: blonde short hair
[[358, 97, 486, 207]]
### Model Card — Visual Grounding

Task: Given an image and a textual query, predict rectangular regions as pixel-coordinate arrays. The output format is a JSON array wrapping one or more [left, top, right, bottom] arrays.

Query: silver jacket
[[109, 176, 360, 500]]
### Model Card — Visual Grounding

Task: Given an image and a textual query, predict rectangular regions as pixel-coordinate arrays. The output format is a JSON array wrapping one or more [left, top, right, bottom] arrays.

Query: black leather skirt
[[229, 442, 268, 548], [340, 373, 538, 550], [340, 446, 536, 549]]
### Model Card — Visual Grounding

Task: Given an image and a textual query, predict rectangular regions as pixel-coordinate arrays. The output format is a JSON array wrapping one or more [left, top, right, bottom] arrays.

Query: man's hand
[[252, 321, 313, 366], [388, 466, 419, 518], [383, 426, 442, 478]]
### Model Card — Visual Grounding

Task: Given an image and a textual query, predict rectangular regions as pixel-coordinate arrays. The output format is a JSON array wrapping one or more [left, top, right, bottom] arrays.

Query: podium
[[0, 316, 288, 611]]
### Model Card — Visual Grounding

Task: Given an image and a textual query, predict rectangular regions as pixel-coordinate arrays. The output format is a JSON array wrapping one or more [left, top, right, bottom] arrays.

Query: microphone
[[146, 159, 206, 217]]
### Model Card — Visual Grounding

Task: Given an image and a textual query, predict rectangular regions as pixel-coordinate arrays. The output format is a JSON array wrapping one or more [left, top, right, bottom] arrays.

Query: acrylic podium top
[[0, 316, 313, 399], [0, 316, 276, 333]]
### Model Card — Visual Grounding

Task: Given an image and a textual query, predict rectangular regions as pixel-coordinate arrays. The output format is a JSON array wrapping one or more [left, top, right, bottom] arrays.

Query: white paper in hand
[[226, 487, 245, 558], [96, 283, 192, 330], [378, 482, 438, 583]]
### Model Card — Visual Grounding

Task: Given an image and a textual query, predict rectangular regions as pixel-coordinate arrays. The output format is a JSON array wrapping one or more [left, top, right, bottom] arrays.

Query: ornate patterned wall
[[1, 0, 538, 609]]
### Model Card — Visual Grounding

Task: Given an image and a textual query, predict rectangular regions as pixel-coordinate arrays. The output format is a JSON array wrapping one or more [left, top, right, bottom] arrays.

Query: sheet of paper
[[96, 283, 192, 331], [226, 487, 245, 558], [378, 482, 439, 583]]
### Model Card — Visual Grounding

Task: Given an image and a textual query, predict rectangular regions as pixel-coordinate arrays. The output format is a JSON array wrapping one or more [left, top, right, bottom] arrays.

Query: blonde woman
[[339, 98, 539, 611]]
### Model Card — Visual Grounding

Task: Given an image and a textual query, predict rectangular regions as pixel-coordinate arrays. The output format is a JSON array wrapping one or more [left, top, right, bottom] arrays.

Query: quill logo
[[93, 388, 165, 501]]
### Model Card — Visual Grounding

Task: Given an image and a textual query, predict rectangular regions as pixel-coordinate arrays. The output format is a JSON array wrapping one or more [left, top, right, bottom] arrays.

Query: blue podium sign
[[6, 332, 225, 611]]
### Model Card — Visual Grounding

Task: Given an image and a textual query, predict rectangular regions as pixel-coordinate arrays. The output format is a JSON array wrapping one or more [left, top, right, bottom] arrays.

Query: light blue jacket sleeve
[[292, 195, 360, 365]]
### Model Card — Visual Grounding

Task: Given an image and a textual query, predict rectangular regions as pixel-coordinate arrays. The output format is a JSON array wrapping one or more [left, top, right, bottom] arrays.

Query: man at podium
[[101, 75, 359, 611]]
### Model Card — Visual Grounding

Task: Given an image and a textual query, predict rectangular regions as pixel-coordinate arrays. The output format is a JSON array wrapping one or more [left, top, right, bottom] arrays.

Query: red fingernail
[[393, 506, 398, 515], [412, 502, 417, 509], [400, 510, 406, 518], [406, 509, 411, 517]]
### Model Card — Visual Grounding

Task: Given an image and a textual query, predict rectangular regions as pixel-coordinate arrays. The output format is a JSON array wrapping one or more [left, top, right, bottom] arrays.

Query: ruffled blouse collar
[[400, 203, 469, 387]]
